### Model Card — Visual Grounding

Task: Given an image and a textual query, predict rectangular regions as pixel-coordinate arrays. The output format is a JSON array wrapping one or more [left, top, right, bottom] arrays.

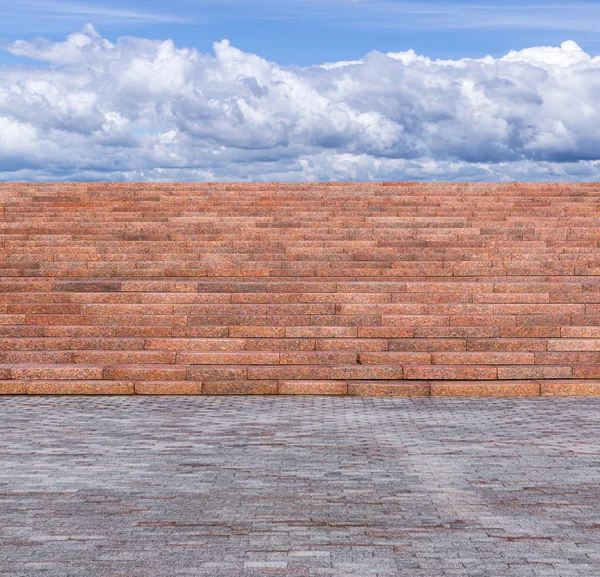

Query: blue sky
[[2, 0, 600, 66], [1, 1, 600, 181]]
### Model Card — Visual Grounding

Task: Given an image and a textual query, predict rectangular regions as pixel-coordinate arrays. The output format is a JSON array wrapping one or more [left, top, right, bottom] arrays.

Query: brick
[[311, 314, 380, 327], [316, 339, 388, 351], [330, 365, 403, 380], [11, 365, 103, 380], [144, 338, 245, 351], [27, 381, 134, 394], [432, 352, 535, 365], [430, 381, 540, 397], [383, 315, 449, 327], [0, 351, 73, 364], [500, 327, 560, 338], [244, 338, 315, 351], [358, 352, 431, 365], [102, 366, 187, 381], [535, 352, 600, 365], [348, 381, 430, 397], [202, 381, 278, 395], [357, 327, 413, 338], [248, 365, 331, 380], [336, 282, 405, 293], [389, 338, 466, 352], [466, 339, 547, 352], [416, 327, 500, 338], [450, 315, 515, 327], [187, 366, 247, 380], [229, 326, 286, 338], [573, 366, 600, 379], [498, 366, 572, 380], [0, 315, 26, 325], [52, 281, 121, 292], [7, 304, 81, 315], [279, 352, 357, 365], [0, 381, 27, 394], [548, 339, 600, 351], [172, 327, 228, 338], [541, 380, 600, 396], [134, 381, 201, 395], [286, 326, 357, 338], [179, 352, 279, 365], [404, 366, 497, 380], [278, 380, 347, 395]]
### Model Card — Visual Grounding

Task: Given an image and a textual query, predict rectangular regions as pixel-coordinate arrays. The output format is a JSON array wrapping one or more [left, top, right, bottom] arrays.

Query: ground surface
[[1, 397, 599, 576]]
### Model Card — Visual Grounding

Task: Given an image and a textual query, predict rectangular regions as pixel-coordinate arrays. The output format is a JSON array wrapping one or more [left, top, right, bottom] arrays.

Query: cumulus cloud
[[1, 26, 600, 181]]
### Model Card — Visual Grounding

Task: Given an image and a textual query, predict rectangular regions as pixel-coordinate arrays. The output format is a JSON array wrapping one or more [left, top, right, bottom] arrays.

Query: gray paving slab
[[0, 397, 599, 576]]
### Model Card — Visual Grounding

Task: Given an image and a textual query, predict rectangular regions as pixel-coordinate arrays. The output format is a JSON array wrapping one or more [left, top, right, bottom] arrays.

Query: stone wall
[[1, 182, 600, 396]]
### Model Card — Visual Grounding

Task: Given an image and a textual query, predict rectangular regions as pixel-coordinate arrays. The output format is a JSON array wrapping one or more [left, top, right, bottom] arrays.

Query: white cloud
[[1, 26, 600, 181]]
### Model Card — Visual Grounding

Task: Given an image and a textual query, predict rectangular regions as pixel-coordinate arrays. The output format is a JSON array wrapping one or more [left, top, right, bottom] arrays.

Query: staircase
[[2, 182, 600, 396]]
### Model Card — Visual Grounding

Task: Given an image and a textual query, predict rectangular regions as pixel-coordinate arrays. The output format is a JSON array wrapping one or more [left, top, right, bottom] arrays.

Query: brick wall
[[1, 182, 600, 396]]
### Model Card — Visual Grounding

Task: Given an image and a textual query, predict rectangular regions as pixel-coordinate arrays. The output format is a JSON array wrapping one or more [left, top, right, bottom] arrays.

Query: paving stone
[[0, 397, 599, 576]]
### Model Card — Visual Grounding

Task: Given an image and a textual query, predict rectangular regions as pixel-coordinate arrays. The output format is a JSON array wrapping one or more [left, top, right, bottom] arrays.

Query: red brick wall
[[1, 182, 600, 395]]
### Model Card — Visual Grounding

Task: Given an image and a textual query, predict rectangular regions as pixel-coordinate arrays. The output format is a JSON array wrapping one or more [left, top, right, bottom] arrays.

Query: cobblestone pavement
[[1, 397, 600, 577]]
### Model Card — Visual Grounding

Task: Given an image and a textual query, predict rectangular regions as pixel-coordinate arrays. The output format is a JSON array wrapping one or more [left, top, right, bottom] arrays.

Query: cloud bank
[[2, 25, 600, 181]]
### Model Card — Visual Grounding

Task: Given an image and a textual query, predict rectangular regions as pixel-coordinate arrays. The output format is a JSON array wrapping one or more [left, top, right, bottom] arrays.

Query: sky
[[1, 0, 600, 181]]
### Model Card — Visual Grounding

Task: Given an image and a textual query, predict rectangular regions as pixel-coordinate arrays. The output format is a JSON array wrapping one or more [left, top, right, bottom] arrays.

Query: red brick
[[102, 365, 187, 381], [541, 380, 600, 396], [330, 365, 403, 380], [358, 352, 431, 365], [286, 326, 357, 338], [202, 381, 278, 395], [179, 352, 279, 365], [135, 381, 201, 394], [432, 352, 534, 365], [75, 351, 176, 364], [535, 352, 600, 364], [404, 366, 497, 380], [248, 365, 331, 380], [0, 381, 27, 394], [279, 351, 357, 365], [389, 339, 466, 352], [573, 366, 600, 379], [348, 381, 430, 396], [311, 315, 380, 327], [416, 327, 500, 338], [171, 327, 228, 338], [187, 366, 247, 380], [7, 304, 81, 315], [52, 281, 122, 292], [316, 339, 388, 351], [430, 381, 540, 397], [466, 339, 547, 352], [561, 326, 600, 338], [498, 366, 572, 379], [144, 338, 244, 351], [357, 327, 413, 338], [500, 327, 560, 338], [11, 365, 103, 380], [0, 315, 26, 325], [244, 338, 315, 351], [383, 315, 449, 327], [278, 381, 347, 395], [27, 381, 134, 394], [547, 339, 600, 351], [229, 326, 286, 338]]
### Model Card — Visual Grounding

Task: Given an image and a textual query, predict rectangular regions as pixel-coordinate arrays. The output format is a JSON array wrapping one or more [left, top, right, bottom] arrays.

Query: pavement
[[1, 397, 599, 577]]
